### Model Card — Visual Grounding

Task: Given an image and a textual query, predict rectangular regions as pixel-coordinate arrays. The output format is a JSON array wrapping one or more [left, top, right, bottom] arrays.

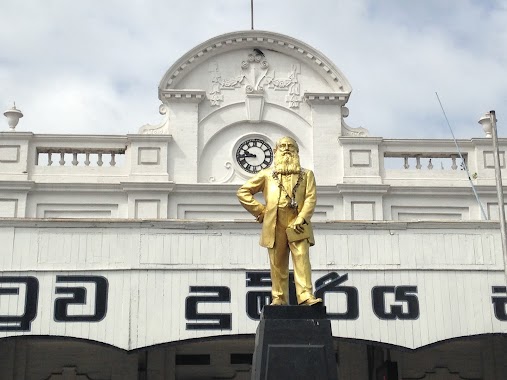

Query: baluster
[[97, 153, 103, 167], [47, 152, 53, 166], [427, 158, 433, 170], [72, 152, 78, 166], [403, 156, 410, 169], [84, 153, 90, 166], [416, 156, 422, 169], [59, 152, 65, 166], [451, 155, 457, 170], [110, 153, 116, 167]]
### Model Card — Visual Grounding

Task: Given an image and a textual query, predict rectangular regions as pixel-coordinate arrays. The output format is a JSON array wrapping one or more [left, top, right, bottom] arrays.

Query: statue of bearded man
[[237, 136, 322, 306]]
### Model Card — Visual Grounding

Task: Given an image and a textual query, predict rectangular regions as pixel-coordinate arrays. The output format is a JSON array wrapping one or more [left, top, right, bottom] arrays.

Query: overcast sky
[[1, 0, 506, 139]]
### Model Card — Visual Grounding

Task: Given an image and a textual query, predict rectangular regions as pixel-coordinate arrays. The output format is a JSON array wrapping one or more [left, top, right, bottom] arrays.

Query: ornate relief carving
[[138, 104, 170, 134], [207, 51, 302, 108], [341, 119, 369, 137], [208, 62, 244, 106], [241, 51, 269, 94], [208, 161, 235, 183], [265, 63, 301, 108]]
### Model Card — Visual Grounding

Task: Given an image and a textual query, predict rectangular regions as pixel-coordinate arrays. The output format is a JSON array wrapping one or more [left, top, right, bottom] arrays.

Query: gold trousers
[[268, 206, 314, 305]]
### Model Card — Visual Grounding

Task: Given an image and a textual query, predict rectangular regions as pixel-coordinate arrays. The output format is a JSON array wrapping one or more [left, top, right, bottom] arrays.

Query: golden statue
[[237, 136, 322, 306]]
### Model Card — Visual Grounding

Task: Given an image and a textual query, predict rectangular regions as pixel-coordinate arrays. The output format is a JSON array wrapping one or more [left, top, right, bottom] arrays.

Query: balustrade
[[384, 153, 466, 171], [36, 148, 126, 167]]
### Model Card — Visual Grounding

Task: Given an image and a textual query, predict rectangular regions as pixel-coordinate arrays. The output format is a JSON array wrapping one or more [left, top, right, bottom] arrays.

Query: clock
[[235, 138, 274, 174]]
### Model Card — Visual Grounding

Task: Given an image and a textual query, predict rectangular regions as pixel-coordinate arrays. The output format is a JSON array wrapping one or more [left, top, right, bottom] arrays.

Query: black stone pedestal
[[251, 305, 338, 380]]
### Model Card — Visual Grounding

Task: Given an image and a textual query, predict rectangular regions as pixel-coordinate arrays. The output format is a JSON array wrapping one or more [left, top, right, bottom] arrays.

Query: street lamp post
[[479, 111, 507, 284]]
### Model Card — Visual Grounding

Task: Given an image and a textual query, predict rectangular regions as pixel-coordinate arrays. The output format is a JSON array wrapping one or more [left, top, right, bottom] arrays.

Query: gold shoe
[[270, 299, 287, 306], [299, 297, 323, 306]]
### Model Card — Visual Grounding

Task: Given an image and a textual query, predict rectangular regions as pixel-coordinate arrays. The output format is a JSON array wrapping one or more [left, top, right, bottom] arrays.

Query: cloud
[[0, 0, 506, 139]]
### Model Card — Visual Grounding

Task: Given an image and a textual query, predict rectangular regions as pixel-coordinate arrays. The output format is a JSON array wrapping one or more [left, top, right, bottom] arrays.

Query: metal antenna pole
[[490, 111, 507, 284], [251, 0, 254, 30]]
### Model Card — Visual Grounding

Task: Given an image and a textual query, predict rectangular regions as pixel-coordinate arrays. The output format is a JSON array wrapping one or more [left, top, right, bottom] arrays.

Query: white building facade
[[1, 30, 507, 379]]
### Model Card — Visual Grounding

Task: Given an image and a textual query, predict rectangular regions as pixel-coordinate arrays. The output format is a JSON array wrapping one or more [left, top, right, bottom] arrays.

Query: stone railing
[[0, 132, 172, 183], [383, 152, 464, 171], [36, 147, 126, 167], [340, 136, 506, 186]]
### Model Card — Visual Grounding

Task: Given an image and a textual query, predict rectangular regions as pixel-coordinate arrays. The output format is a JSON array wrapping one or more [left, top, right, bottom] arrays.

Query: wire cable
[[435, 92, 488, 220]]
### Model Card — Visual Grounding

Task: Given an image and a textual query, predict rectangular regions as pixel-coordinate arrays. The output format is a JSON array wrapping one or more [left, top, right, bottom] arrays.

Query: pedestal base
[[251, 305, 338, 380]]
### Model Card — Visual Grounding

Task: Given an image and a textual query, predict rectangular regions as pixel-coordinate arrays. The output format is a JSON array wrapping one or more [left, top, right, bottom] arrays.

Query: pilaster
[[305, 93, 348, 185]]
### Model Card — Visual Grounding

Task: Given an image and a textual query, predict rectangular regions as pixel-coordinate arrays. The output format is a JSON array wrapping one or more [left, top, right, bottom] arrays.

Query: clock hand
[[238, 152, 257, 158]]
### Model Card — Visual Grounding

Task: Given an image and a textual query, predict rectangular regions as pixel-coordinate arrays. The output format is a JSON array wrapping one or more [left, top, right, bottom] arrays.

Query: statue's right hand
[[256, 212, 264, 223]]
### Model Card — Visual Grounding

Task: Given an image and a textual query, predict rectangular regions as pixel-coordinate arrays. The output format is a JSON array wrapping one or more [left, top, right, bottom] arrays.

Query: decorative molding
[[240, 51, 268, 94], [338, 184, 389, 194], [138, 104, 170, 134], [138, 147, 160, 165], [245, 94, 265, 122], [120, 181, 175, 192], [159, 89, 206, 103], [0, 218, 499, 231], [265, 63, 301, 108], [207, 51, 303, 109], [304, 92, 348, 105], [484, 150, 506, 168], [159, 30, 352, 98], [0, 145, 20, 162], [0, 180, 35, 191], [342, 119, 369, 137], [208, 161, 235, 183], [208, 61, 244, 106]]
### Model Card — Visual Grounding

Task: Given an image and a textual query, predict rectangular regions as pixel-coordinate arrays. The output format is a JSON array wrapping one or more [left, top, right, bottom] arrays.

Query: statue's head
[[275, 136, 299, 153], [274, 136, 300, 174]]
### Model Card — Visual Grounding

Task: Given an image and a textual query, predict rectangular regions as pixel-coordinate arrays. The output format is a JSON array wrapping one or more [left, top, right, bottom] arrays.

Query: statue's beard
[[274, 151, 301, 174]]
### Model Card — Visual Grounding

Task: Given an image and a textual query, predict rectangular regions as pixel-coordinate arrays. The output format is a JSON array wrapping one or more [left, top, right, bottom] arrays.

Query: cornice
[[337, 183, 390, 194], [120, 181, 175, 192], [0, 218, 499, 232], [32, 134, 128, 143], [159, 30, 352, 97], [339, 136, 384, 144], [32, 183, 123, 192], [0, 180, 35, 191], [385, 186, 477, 196], [0, 132, 34, 140], [126, 134, 173, 142], [159, 89, 206, 103], [470, 137, 507, 146], [381, 138, 476, 148], [304, 92, 349, 105], [173, 183, 239, 193]]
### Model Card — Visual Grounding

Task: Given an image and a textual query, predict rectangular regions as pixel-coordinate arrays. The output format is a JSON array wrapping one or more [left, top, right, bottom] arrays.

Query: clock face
[[235, 138, 273, 174]]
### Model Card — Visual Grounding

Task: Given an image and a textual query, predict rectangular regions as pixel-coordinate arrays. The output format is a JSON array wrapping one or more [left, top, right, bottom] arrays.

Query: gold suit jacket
[[237, 168, 317, 248]]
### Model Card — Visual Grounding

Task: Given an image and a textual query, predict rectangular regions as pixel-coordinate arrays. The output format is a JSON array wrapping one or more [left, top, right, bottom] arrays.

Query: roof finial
[[4, 102, 24, 131]]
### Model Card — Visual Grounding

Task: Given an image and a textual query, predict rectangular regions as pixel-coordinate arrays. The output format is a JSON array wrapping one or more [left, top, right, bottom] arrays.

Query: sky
[[1, 0, 506, 139]]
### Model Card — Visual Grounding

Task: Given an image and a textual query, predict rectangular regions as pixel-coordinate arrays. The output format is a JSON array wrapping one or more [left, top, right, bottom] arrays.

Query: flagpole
[[251, 0, 254, 30]]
